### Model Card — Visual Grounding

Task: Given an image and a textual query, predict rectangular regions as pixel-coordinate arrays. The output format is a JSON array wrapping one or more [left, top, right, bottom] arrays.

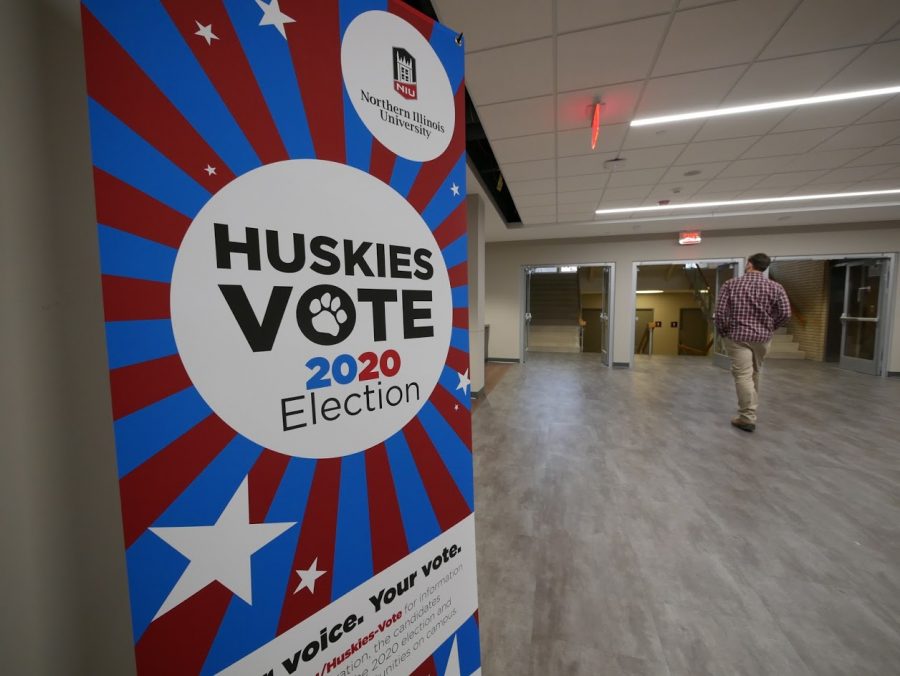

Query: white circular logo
[[170, 160, 452, 458], [341, 10, 455, 162]]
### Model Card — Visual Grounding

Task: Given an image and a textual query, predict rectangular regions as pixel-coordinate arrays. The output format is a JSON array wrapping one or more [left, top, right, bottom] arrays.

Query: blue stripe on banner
[[83, 0, 260, 175], [88, 99, 211, 218], [331, 452, 373, 599], [439, 367, 471, 410], [384, 432, 441, 550], [127, 530, 189, 642], [416, 403, 474, 509], [105, 319, 177, 370], [452, 285, 469, 308], [422, 154, 467, 229], [450, 327, 469, 353], [430, 23, 465, 92], [222, 0, 315, 160], [97, 225, 177, 283], [458, 614, 482, 674], [442, 234, 467, 270], [390, 157, 421, 198], [114, 387, 212, 477], [342, 89, 372, 173], [267, 457, 317, 523]]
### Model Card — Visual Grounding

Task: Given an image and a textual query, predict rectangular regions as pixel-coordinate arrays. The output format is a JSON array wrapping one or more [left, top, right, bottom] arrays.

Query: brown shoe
[[731, 418, 755, 433]]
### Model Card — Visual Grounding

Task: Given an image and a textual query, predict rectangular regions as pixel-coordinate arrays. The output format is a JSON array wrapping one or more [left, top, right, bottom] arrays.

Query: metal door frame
[[630, 258, 744, 367], [520, 262, 616, 366], [837, 259, 889, 375]]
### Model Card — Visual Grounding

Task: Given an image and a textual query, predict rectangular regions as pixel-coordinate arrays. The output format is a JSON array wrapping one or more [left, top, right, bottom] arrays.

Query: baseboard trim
[[487, 357, 520, 363], [888, 371, 900, 378], [471, 387, 485, 399], [612, 362, 631, 369]]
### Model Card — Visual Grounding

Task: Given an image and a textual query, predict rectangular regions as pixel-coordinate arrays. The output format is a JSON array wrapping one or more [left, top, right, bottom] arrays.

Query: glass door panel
[[712, 262, 738, 369], [839, 260, 886, 375]]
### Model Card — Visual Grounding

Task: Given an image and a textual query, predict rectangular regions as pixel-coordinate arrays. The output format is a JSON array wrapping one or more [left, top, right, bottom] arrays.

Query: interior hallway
[[472, 354, 900, 675]]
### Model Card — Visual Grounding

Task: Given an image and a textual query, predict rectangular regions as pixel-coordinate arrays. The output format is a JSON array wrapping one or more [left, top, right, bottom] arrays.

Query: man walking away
[[714, 253, 791, 433]]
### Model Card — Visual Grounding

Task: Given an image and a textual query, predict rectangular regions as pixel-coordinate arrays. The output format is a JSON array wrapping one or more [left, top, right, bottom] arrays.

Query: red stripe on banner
[[120, 415, 237, 547], [474, 609, 479, 626], [388, 0, 435, 40], [248, 450, 291, 524], [82, 8, 234, 191], [406, 84, 466, 213], [93, 168, 190, 248], [410, 655, 437, 676], [101, 275, 170, 322], [109, 354, 192, 420], [283, 1, 345, 163], [446, 347, 469, 374], [277, 458, 342, 634], [447, 261, 467, 288], [161, 0, 288, 165], [135, 582, 231, 676], [452, 308, 469, 330], [369, 139, 397, 185], [432, 201, 467, 249], [430, 385, 472, 450], [403, 418, 471, 531], [365, 444, 409, 573]]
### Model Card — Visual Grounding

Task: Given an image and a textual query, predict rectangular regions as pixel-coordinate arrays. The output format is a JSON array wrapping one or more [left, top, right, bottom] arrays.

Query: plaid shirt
[[714, 272, 791, 343]]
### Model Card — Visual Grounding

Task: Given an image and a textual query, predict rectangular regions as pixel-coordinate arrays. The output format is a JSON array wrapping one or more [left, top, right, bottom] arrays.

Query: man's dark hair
[[748, 253, 771, 272]]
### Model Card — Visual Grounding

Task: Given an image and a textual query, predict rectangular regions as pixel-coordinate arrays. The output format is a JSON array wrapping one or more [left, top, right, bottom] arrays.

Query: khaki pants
[[724, 337, 771, 424]]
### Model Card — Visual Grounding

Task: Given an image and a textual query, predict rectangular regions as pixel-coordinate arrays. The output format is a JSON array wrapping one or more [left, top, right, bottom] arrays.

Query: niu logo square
[[392, 47, 417, 100]]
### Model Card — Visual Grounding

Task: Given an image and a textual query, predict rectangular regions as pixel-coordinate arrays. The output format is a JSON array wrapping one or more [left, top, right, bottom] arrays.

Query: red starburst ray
[[248, 450, 291, 524], [365, 443, 410, 573], [161, 0, 289, 165], [388, 0, 435, 40], [369, 138, 398, 185], [447, 261, 467, 288], [445, 346, 469, 375], [432, 201, 467, 249], [429, 385, 472, 450], [82, 7, 234, 191], [452, 308, 469, 330], [102, 275, 170, 322], [109, 354, 192, 420], [277, 458, 342, 635], [120, 414, 237, 548]]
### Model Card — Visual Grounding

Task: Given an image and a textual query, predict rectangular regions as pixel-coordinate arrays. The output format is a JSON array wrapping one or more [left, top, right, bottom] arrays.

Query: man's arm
[[714, 281, 731, 335], [772, 284, 791, 329]]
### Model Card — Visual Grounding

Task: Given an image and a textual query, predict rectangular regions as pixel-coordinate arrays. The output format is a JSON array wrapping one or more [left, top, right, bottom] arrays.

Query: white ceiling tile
[[786, 183, 851, 194], [602, 185, 654, 202], [773, 98, 884, 132], [724, 49, 863, 104], [622, 122, 703, 150], [847, 144, 900, 166], [717, 155, 796, 177], [660, 161, 728, 183], [617, 144, 685, 170], [432, 0, 552, 52], [491, 133, 556, 164], [558, 152, 619, 177], [872, 164, 900, 179], [606, 167, 668, 187], [557, 0, 672, 33], [517, 204, 557, 218], [478, 95, 555, 139], [882, 24, 900, 41], [810, 165, 893, 183], [515, 192, 557, 207], [736, 187, 794, 198], [753, 170, 827, 188], [697, 176, 763, 192], [782, 149, 870, 171], [742, 128, 839, 158], [652, 0, 795, 77], [816, 121, 900, 151], [635, 66, 745, 117], [823, 41, 900, 91], [558, 189, 604, 204], [694, 111, 787, 141], [501, 159, 557, 181], [857, 95, 900, 124], [644, 181, 708, 203], [558, 174, 608, 192], [466, 40, 554, 105], [557, 82, 644, 130], [853, 178, 900, 190], [558, 201, 602, 214], [557, 16, 668, 91], [675, 137, 759, 164], [762, 0, 900, 59], [507, 178, 556, 194], [558, 124, 628, 156]]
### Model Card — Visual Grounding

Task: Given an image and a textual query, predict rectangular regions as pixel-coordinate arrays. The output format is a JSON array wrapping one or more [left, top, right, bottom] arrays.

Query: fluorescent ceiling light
[[630, 84, 900, 127], [595, 189, 900, 215], [636, 289, 664, 294]]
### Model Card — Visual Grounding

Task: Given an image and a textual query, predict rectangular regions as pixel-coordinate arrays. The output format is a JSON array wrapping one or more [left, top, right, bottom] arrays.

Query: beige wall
[[636, 293, 705, 356], [485, 227, 900, 372], [769, 260, 829, 361]]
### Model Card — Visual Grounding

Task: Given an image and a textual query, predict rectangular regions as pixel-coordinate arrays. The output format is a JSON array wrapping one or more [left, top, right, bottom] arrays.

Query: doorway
[[635, 309, 654, 355], [679, 308, 708, 355]]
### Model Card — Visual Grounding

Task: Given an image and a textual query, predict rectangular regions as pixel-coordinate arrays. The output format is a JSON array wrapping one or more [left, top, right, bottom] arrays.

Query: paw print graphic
[[309, 292, 348, 337]]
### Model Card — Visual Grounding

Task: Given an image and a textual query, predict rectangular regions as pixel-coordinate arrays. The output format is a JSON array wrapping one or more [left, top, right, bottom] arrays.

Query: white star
[[194, 21, 219, 45], [450, 182, 461, 197], [204, 164, 217, 176], [443, 638, 461, 676], [294, 557, 327, 595], [255, 0, 295, 40], [149, 478, 295, 620], [456, 369, 470, 395], [454, 404, 460, 411]]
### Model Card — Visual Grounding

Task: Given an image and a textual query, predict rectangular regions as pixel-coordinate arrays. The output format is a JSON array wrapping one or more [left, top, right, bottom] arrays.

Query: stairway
[[528, 272, 581, 352], [768, 327, 807, 360]]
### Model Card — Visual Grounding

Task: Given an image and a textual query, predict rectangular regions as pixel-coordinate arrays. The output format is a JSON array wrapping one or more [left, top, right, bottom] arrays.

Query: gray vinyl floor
[[472, 353, 900, 676]]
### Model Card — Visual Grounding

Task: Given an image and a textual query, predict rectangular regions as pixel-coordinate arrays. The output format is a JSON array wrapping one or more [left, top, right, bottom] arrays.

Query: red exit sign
[[679, 231, 702, 245]]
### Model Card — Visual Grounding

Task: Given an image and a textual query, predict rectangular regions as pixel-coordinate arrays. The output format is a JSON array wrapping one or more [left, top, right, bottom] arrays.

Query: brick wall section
[[769, 261, 829, 361]]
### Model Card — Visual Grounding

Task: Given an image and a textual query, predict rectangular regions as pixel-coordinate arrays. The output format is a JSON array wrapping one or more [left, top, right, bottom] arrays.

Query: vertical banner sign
[[81, 1, 479, 674]]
